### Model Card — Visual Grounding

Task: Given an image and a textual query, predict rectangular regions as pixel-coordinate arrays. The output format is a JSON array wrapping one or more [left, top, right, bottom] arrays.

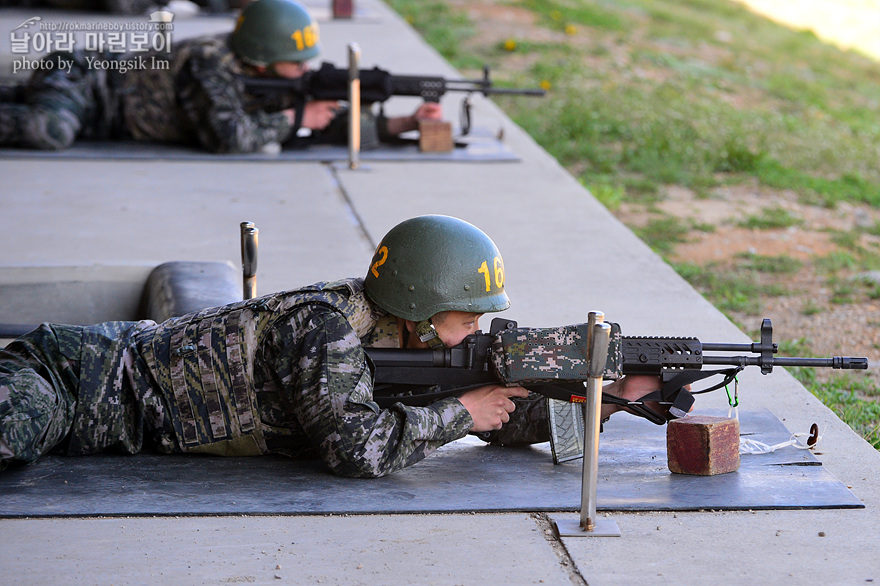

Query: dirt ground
[[615, 182, 880, 390]]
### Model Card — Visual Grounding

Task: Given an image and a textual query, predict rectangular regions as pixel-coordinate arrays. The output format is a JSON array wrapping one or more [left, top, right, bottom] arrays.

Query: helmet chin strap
[[415, 319, 446, 349]]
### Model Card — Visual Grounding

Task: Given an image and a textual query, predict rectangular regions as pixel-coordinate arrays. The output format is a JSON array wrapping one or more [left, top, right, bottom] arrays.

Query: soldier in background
[[0, 0, 441, 153], [0, 215, 660, 476]]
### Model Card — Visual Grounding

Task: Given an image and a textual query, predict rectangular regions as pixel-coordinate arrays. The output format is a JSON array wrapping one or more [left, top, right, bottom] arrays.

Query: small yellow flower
[[564, 24, 577, 36], [405, 15, 414, 24], [503, 38, 517, 51], [540, 80, 551, 91], [550, 10, 562, 21]]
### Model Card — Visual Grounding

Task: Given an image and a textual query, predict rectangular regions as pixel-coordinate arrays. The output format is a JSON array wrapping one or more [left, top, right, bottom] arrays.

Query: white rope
[[739, 427, 823, 455]]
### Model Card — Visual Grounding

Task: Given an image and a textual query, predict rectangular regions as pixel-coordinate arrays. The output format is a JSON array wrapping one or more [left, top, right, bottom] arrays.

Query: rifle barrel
[[441, 79, 546, 96], [702, 342, 771, 352], [702, 355, 868, 369]]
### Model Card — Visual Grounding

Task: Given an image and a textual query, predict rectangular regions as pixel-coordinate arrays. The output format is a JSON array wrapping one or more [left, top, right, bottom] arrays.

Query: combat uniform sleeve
[[265, 307, 474, 478], [176, 51, 293, 153]]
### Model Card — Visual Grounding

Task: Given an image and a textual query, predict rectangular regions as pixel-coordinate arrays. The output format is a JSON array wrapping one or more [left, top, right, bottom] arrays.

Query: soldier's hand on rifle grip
[[287, 100, 339, 130], [458, 385, 530, 432]]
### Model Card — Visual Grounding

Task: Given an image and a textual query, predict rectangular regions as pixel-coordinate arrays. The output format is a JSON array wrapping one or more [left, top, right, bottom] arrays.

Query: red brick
[[419, 120, 453, 152], [667, 415, 740, 475]]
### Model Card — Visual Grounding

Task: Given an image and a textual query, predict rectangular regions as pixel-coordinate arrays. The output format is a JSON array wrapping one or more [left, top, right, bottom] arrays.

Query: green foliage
[[633, 216, 689, 254], [588, 182, 625, 210], [815, 251, 860, 273], [518, 0, 628, 32], [737, 206, 802, 230], [736, 252, 803, 274], [673, 261, 789, 314], [755, 160, 880, 208], [383, 0, 474, 62]]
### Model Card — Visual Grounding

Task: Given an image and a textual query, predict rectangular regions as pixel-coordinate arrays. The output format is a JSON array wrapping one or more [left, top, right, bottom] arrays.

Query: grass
[[736, 252, 803, 274], [674, 261, 791, 315], [388, 0, 880, 205], [386, 0, 880, 448], [737, 207, 802, 230]]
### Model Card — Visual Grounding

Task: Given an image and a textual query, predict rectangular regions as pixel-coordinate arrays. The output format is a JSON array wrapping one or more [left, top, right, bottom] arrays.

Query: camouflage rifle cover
[[490, 322, 623, 385]]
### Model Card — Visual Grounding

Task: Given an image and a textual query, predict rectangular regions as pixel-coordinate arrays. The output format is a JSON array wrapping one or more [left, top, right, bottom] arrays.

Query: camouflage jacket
[[120, 34, 294, 153], [69, 278, 474, 478]]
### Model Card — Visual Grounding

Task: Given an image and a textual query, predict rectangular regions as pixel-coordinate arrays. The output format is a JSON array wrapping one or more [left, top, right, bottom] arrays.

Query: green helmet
[[364, 215, 510, 323], [231, 0, 321, 67]]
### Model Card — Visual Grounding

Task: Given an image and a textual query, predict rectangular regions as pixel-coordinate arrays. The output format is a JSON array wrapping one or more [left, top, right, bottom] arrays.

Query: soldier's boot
[[0, 103, 80, 149]]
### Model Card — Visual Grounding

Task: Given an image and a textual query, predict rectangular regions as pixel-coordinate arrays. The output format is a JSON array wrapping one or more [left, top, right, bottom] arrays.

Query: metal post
[[553, 312, 620, 537], [348, 43, 361, 170], [240, 221, 258, 300]]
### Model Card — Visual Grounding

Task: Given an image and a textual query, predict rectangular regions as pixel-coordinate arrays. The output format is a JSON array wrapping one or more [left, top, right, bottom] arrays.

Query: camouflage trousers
[[0, 325, 82, 468], [0, 51, 122, 150], [0, 322, 175, 471]]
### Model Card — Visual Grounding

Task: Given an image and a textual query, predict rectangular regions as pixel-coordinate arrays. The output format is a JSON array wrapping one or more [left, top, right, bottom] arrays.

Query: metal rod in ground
[[553, 314, 620, 537], [240, 221, 258, 300], [348, 43, 361, 170], [581, 320, 610, 530]]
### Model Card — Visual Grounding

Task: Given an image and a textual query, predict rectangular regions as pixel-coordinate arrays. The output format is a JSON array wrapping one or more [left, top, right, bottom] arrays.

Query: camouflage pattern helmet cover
[[364, 215, 511, 321], [231, 0, 321, 66]]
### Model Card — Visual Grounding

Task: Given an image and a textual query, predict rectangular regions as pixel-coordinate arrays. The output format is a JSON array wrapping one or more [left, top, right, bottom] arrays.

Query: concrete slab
[[0, 159, 373, 295], [0, 514, 570, 585]]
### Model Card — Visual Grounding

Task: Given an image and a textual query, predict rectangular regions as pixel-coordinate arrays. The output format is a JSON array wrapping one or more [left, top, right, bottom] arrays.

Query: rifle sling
[[635, 367, 743, 423]]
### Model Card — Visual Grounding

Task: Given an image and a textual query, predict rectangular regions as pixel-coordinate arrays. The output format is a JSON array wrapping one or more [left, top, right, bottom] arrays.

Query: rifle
[[366, 317, 868, 426], [239, 62, 546, 134]]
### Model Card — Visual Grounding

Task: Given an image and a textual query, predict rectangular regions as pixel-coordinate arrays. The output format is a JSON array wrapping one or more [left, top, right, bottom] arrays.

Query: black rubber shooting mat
[[0, 128, 519, 163], [0, 409, 862, 518]]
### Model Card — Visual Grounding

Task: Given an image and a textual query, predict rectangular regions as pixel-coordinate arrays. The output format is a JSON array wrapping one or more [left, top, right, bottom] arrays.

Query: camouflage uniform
[[0, 34, 294, 153], [1, 279, 480, 478]]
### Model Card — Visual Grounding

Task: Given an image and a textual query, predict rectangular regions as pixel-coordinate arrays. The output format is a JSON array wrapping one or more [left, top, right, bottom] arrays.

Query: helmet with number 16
[[231, 0, 321, 66], [363, 215, 510, 322]]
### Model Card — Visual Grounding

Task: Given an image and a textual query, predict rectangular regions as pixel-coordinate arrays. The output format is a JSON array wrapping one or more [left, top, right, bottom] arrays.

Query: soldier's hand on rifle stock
[[458, 385, 530, 432]]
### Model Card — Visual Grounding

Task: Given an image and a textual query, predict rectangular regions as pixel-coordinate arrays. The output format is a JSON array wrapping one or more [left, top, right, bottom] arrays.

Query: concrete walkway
[[1, 1, 878, 584]]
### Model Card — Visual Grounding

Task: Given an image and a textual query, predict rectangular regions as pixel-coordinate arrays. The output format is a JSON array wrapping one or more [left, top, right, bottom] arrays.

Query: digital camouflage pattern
[[0, 279, 479, 477], [0, 34, 295, 153], [491, 322, 623, 385]]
